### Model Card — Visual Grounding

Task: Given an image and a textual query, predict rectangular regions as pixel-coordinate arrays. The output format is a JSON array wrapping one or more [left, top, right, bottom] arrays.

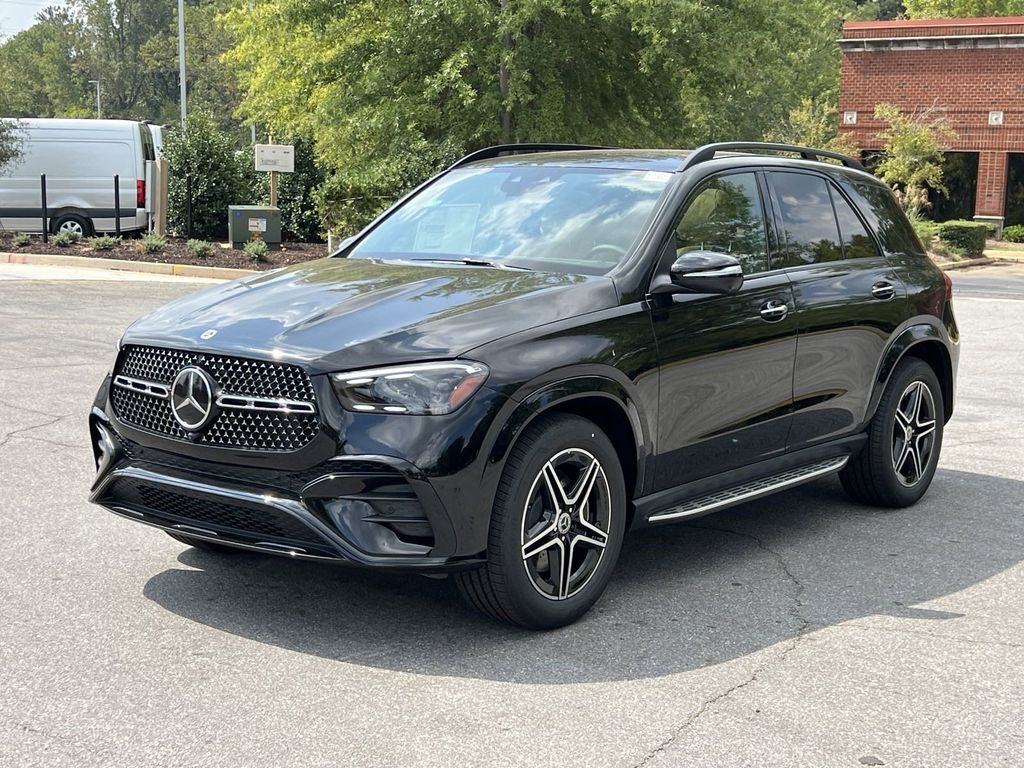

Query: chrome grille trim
[[216, 394, 316, 414], [113, 375, 169, 399]]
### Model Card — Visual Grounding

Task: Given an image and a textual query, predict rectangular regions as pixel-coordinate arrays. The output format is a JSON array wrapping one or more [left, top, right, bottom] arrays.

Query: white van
[[0, 118, 155, 236]]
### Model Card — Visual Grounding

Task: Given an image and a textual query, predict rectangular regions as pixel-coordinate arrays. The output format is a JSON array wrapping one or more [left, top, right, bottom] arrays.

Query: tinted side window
[[831, 188, 879, 259], [674, 173, 769, 274], [770, 172, 842, 266], [848, 180, 925, 256]]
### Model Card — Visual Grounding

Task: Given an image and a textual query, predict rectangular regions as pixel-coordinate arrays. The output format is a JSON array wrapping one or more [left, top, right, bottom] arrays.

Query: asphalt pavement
[[0, 263, 1021, 767]]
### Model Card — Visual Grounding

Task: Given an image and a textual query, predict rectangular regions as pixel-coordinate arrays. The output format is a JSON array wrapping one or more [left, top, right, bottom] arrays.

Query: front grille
[[111, 345, 320, 452], [106, 478, 331, 551]]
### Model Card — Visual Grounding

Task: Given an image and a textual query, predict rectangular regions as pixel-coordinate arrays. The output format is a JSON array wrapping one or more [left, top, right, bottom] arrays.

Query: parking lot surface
[[0, 263, 1021, 767]]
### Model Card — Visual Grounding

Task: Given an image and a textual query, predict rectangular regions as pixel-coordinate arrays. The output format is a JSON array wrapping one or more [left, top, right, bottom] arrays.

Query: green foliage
[[0, 1, 238, 127], [910, 217, 938, 246], [12, 232, 31, 247], [0, 120, 24, 172], [87, 234, 121, 251], [1001, 224, 1024, 243], [223, 0, 851, 233], [936, 220, 988, 259], [242, 238, 269, 263], [139, 232, 166, 253], [53, 229, 81, 247], [904, 0, 1024, 15], [764, 93, 860, 158], [186, 239, 215, 258], [162, 112, 257, 239], [873, 103, 957, 216]]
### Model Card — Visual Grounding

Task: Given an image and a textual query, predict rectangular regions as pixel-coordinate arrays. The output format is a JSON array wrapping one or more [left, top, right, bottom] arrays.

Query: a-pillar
[[974, 151, 1008, 236]]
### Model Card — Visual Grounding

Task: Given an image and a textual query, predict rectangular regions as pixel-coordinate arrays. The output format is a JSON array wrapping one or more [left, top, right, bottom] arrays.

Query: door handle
[[759, 300, 789, 322], [871, 281, 896, 300]]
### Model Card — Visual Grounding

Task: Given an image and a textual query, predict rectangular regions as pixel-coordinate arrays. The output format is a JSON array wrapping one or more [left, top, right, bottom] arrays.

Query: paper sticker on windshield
[[413, 204, 480, 252]]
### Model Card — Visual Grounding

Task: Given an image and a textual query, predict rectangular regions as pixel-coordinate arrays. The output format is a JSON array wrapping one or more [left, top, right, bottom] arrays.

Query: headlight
[[330, 361, 489, 415]]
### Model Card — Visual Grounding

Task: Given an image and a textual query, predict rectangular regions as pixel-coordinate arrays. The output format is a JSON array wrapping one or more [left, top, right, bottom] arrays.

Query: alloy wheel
[[58, 220, 85, 236], [520, 448, 612, 600], [892, 380, 937, 487]]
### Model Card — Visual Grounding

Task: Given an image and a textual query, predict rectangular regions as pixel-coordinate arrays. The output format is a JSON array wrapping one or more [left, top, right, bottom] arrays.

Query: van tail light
[[136, 179, 146, 208], [943, 270, 953, 300]]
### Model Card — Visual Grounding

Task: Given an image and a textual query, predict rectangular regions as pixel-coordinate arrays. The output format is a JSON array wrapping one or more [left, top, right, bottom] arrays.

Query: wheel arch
[[872, 323, 955, 424], [484, 376, 651, 530], [50, 207, 94, 235]]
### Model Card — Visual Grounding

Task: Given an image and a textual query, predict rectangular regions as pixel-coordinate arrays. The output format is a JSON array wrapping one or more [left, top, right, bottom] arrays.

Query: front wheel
[[455, 414, 627, 629], [841, 358, 944, 507]]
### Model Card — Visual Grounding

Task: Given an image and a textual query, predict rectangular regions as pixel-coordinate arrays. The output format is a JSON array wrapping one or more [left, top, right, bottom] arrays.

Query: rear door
[[649, 170, 798, 489], [765, 170, 908, 451]]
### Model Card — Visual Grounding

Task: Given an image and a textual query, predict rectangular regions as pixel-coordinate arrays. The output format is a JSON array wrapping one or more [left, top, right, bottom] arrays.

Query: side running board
[[647, 456, 849, 523]]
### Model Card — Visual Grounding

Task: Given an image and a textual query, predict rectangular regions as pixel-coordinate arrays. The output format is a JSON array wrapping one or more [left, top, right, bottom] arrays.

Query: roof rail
[[680, 142, 866, 172], [451, 143, 613, 168]]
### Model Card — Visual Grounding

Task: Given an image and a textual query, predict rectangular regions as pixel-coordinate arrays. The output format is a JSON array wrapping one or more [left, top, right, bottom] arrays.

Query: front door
[[649, 171, 797, 490]]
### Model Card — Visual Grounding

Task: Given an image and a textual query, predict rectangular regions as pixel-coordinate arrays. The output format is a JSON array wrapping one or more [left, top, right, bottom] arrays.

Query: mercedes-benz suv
[[89, 142, 959, 629]]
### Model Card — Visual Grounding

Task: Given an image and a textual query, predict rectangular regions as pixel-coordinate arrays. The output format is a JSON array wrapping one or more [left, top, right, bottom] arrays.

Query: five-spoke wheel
[[456, 414, 626, 629], [521, 448, 612, 600], [841, 358, 944, 507]]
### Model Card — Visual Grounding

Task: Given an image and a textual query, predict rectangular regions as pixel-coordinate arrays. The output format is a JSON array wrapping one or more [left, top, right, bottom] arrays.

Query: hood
[[123, 257, 618, 372]]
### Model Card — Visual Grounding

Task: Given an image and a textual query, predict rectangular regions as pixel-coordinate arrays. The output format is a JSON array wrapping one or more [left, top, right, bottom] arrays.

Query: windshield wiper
[[412, 257, 533, 271]]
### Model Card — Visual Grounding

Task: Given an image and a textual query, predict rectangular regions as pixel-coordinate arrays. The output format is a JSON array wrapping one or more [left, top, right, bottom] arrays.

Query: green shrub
[[1002, 224, 1024, 243], [163, 112, 256, 239], [910, 217, 938, 246], [936, 220, 988, 259], [12, 232, 30, 247], [140, 233, 166, 254], [186, 238, 215, 258], [88, 235, 121, 251], [53, 230, 80, 247], [242, 238, 269, 263]]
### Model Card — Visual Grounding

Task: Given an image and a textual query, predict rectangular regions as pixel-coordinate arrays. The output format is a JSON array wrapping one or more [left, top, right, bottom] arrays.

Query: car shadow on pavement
[[143, 468, 1023, 684]]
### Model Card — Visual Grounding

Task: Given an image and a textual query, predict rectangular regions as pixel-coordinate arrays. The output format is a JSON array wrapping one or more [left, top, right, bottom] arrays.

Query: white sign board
[[248, 217, 267, 232], [255, 144, 295, 173]]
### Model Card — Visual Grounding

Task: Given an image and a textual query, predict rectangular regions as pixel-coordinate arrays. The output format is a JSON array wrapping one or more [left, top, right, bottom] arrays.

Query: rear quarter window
[[846, 180, 926, 257]]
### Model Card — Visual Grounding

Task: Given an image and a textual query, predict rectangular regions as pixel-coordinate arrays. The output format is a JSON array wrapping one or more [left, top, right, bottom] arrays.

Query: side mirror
[[651, 251, 744, 295]]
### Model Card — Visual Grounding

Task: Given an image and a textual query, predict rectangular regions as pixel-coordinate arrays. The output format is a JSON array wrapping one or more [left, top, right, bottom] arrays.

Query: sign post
[[254, 143, 294, 209]]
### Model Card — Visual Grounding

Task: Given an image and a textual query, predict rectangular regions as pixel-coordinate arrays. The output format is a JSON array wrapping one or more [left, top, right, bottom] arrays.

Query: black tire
[[455, 413, 627, 629], [165, 531, 242, 554], [841, 358, 944, 508], [51, 212, 92, 238]]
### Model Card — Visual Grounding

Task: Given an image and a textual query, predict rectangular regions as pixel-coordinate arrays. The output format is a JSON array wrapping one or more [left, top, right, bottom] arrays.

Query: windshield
[[348, 165, 672, 274]]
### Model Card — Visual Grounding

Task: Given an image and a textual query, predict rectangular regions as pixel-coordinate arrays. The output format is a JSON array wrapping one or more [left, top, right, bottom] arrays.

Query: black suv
[[89, 142, 959, 629]]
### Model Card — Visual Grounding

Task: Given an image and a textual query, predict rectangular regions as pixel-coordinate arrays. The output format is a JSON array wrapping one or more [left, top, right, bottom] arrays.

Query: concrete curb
[[936, 257, 997, 271], [0, 251, 255, 280]]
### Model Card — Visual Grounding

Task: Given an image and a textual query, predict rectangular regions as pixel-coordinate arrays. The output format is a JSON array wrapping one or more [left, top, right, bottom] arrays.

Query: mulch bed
[[0, 232, 328, 271]]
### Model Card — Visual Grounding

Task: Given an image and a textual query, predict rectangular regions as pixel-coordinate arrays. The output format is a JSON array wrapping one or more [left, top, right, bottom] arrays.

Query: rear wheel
[[841, 358, 944, 507], [455, 413, 627, 629], [52, 212, 92, 238], [165, 531, 241, 554]]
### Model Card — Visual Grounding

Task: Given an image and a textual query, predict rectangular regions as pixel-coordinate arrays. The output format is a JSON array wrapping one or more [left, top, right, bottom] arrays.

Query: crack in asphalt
[[632, 524, 809, 767], [0, 414, 74, 450]]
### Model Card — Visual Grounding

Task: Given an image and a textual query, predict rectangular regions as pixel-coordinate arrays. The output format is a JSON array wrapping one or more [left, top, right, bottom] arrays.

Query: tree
[[904, 0, 1024, 14], [765, 94, 861, 156], [0, 120, 24, 172], [222, 0, 851, 233], [872, 103, 957, 216]]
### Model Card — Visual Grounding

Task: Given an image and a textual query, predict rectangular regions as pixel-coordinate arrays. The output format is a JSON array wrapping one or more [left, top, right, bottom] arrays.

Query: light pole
[[177, 0, 187, 126], [88, 80, 101, 119]]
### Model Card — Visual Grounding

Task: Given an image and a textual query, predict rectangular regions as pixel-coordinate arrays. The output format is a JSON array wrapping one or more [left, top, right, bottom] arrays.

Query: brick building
[[838, 16, 1024, 229]]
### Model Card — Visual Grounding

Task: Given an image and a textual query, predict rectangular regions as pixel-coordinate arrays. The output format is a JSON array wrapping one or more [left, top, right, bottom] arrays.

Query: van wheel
[[841, 358, 944, 508], [52, 213, 91, 237], [455, 414, 626, 629]]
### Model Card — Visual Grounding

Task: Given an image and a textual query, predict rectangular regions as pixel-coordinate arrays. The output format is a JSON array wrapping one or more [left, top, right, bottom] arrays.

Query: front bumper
[[89, 408, 485, 571]]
